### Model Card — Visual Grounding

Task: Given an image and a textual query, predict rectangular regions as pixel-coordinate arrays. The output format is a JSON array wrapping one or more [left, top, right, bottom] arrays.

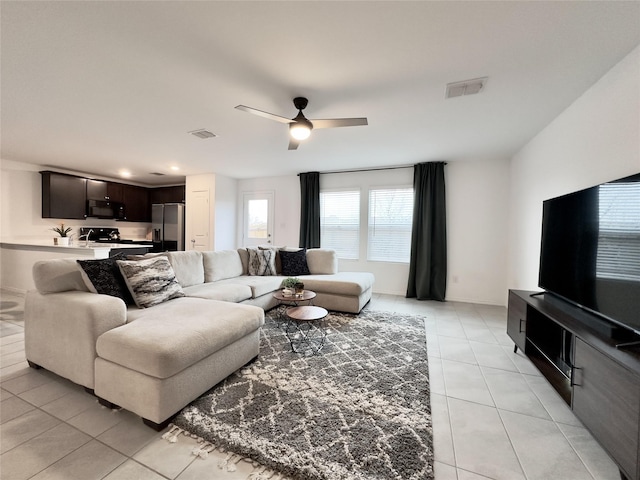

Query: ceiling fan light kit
[[235, 97, 367, 150], [289, 114, 313, 140]]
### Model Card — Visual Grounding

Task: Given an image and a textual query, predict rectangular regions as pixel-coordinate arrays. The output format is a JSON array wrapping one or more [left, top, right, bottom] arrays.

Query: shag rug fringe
[[162, 424, 286, 478]]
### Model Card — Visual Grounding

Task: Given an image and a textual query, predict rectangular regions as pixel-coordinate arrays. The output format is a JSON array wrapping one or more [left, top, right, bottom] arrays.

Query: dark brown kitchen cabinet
[[150, 185, 185, 204], [106, 182, 125, 203], [86, 179, 109, 200], [41, 171, 87, 219], [41, 170, 182, 223], [123, 184, 150, 222]]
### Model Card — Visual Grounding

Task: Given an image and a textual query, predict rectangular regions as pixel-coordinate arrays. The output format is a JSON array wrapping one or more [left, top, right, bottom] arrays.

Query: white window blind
[[368, 187, 414, 262], [597, 182, 640, 281], [320, 190, 360, 260]]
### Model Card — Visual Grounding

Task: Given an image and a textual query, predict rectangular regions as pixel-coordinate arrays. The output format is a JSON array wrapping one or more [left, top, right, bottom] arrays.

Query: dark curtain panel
[[406, 162, 447, 301], [299, 171, 321, 248]]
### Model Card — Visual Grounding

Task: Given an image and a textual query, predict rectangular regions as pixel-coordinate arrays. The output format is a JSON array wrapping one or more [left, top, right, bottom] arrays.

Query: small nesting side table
[[284, 305, 328, 355], [272, 290, 316, 321]]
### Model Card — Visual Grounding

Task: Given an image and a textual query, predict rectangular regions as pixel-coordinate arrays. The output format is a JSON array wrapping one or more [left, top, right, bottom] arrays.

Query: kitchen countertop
[[0, 240, 153, 291], [1, 239, 151, 249], [0, 240, 152, 257]]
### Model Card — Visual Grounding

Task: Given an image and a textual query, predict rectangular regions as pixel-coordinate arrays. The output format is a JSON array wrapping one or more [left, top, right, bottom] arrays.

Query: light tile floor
[[0, 290, 621, 480]]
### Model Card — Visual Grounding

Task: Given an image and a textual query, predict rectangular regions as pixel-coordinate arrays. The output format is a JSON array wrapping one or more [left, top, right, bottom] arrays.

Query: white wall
[[213, 174, 238, 250], [446, 159, 509, 305], [508, 45, 640, 291], [238, 163, 510, 304]]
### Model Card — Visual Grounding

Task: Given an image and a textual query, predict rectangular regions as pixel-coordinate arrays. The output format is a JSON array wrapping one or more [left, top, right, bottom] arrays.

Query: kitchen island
[[0, 240, 152, 293]]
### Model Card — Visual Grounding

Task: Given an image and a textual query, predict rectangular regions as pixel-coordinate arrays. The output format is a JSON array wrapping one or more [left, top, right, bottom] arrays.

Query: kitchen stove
[[78, 227, 151, 244]]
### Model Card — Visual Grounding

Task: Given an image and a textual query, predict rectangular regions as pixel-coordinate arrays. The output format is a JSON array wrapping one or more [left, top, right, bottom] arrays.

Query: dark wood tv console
[[507, 290, 640, 480]]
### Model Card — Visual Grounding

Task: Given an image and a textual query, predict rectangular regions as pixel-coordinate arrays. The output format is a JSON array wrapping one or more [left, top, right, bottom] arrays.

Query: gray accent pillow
[[116, 256, 185, 308], [247, 247, 276, 276]]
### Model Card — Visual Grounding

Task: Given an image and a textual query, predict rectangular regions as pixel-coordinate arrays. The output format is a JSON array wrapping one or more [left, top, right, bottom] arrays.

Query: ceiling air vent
[[445, 77, 488, 98], [189, 129, 217, 139], [150, 172, 165, 176]]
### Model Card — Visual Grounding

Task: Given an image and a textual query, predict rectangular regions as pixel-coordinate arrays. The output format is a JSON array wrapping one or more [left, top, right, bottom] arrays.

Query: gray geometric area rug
[[172, 309, 434, 480]]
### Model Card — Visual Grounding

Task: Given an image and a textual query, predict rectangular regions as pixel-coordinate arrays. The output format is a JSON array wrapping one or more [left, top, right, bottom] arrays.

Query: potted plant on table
[[51, 223, 72, 246], [282, 277, 301, 297]]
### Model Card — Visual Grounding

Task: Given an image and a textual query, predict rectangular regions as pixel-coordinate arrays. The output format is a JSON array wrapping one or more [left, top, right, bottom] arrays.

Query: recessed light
[[119, 170, 132, 178], [170, 166, 180, 171]]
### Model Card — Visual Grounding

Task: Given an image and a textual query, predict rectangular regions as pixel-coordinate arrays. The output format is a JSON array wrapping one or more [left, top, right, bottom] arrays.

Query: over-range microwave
[[86, 199, 126, 220]]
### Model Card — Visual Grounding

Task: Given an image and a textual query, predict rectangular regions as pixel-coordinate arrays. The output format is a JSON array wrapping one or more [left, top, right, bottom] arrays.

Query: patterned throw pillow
[[280, 249, 310, 276], [116, 256, 185, 308], [258, 245, 283, 274], [247, 247, 276, 276], [77, 254, 134, 305]]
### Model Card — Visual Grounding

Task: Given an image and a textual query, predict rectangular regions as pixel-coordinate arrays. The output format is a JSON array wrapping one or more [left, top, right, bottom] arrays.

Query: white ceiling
[[2, 1, 639, 185]]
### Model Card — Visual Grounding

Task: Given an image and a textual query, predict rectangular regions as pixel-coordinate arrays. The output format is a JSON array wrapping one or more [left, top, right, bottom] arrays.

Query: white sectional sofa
[[174, 248, 374, 314], [24, 247, 374, 429]]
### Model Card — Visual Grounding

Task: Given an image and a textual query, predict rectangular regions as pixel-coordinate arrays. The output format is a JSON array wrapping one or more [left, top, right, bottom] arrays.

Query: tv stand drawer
[[573, 338, 639, 480]]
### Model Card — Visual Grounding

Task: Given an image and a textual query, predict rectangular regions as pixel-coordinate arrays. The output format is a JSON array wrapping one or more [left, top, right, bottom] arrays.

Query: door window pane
[[247, 199, 268, 239]]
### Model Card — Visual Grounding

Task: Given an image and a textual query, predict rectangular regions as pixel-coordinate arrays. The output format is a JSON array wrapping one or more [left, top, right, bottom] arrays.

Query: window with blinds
[[320, 190, 360, 260], [368, 187, 414, 262], [597, 182, 640, 281]]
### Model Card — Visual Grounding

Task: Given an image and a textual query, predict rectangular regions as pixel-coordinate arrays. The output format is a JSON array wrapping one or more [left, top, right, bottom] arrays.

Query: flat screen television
[[538, 172, 640, 335]]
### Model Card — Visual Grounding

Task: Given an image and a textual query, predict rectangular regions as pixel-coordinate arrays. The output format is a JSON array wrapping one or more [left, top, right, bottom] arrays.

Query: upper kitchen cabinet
[[106, 182, 125, 203], [150, 185, 185, 205], [41, 171, 87, 219], [86, 179, 109, 200], [122, 184, 150, 222]]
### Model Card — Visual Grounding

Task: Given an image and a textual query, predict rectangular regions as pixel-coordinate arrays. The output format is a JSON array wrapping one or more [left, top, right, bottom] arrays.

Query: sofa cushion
[[96, 298, 264, 379], [306, 249, 338, 275], [300, 272, 375, 296], [126, 252, 168, 261], [203, 250, 244, 282], [247, 247, 276, 276], [77, 255, 134, 305], [280, 249, 310, 276], [228, 275, 285, 298], [33, 259, 90, 294], [117, 256, 185, 308], [182, 282, 252, 303], [237, 248, 249, 275], [166, 251, 204, 287]]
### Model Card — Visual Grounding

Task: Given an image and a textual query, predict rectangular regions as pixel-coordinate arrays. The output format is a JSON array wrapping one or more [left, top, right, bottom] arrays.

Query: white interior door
[[191, 190, 210, 251], [243, 191, 274, 247]]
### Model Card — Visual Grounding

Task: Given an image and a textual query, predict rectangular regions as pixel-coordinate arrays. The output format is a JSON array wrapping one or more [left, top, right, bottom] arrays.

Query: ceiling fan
[[235, 97, 368, 150]]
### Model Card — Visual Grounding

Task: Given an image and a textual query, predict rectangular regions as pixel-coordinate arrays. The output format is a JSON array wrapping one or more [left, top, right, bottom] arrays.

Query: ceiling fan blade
[[310, 118, 368, 129], [288, 138, 300, 150], [235, 105, 293, 124]]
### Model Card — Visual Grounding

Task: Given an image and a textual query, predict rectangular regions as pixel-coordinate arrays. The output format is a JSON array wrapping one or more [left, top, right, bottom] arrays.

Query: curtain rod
[[297, 162, 446, 176]]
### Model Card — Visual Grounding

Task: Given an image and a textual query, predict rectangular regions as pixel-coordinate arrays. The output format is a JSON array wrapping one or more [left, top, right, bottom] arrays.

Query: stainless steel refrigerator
[[152, 203, 185, 252]]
